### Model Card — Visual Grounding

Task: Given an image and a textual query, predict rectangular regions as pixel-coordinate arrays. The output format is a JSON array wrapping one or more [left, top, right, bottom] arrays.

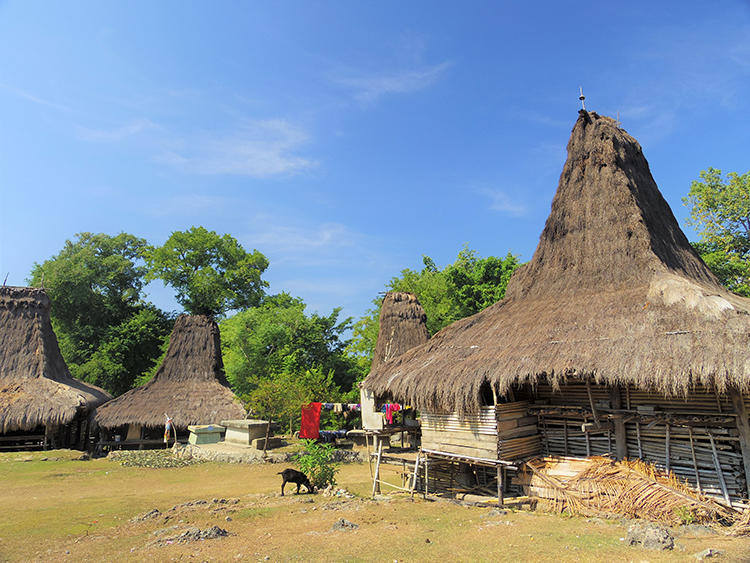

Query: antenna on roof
[[616, 110, 621, 127], [2, 273, 7, 287], [579, 87, 586, 111]]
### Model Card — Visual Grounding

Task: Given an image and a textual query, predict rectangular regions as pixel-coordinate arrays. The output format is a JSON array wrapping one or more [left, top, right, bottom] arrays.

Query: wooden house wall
[[420, 402, 541, 461]]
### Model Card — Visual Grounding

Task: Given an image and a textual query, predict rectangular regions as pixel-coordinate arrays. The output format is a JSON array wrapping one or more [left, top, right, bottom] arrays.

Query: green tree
[[349, 246, 521, 368], [683, 168, 750, 296], [220, 293, 362, 396], [29, 232, 173, 395], [245, 367, 341, 434], [145, 226, 269, 317]]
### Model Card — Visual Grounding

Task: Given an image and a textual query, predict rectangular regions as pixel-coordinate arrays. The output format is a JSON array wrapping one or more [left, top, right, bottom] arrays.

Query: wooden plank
[[708, 432, 731, 505], [420, 429, 497, 444], [425, 442, 498, 459], [498, 424, 539, 440]]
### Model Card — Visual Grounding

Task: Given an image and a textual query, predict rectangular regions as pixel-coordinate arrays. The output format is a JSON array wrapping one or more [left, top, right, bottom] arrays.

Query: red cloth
[[385, 403, 401, 424], [300, 402, 322, 439]]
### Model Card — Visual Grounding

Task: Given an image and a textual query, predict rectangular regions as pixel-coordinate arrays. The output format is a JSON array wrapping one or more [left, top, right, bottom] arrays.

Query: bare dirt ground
[[2, 449, 750, 562]]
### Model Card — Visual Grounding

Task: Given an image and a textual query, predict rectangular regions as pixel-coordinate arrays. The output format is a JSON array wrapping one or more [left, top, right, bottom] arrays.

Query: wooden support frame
[[728, 387, 750, 498]]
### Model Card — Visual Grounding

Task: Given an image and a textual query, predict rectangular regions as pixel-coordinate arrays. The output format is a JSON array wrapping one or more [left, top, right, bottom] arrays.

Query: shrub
[[296, 439, 339, 489]]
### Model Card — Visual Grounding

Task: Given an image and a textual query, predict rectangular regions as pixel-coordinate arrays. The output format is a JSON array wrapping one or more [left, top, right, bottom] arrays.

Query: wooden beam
[[609, 386, 628, 460], [708, 432, 730, 505], [728, 387, 750, 498]]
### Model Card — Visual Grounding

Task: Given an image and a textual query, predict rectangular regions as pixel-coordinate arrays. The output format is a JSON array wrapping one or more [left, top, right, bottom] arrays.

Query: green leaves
[[144, 226, 269, 317], [28, 232, 173, 395], [296, 439, 339, 489], [683, 168, 750, 296], [220, 293, 360, 396]]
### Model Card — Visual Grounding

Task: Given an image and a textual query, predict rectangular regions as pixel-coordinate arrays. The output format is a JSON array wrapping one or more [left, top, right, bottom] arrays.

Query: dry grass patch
[[2, 450, 749, 562]]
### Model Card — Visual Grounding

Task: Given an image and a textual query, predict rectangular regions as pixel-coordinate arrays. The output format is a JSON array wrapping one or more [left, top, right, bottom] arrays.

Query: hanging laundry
[[333, 403, 343, 414], [322, 403, 335, 411], [385, 403, 401, 424], [300, 402, 322, 439], [347, 403, 361, 412]]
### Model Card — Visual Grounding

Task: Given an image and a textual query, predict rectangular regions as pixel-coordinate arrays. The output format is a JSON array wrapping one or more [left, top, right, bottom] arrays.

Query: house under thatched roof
[[371, 292, 429, 371], [93, 314, 245, 430], [364, 110, 750, 415], [0, 286, 111, 434]]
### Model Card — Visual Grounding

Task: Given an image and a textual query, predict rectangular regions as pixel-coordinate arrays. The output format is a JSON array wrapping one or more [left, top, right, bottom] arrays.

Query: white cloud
[[0, 83, 72, 113], [244, 222, 362, 261], [77, 118, 157, 141], [159, 119, 317, 177], [478, 188, 527, 217], [144, 194, 232, 217], [336, 61, 452, 103]]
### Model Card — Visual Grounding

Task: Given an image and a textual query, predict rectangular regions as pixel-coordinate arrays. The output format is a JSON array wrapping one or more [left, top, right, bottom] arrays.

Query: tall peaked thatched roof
[[93, 314, 244, 429], [0, 286, 111, 433], [364, 111, 750, 413], [371, 292, 429, 371]]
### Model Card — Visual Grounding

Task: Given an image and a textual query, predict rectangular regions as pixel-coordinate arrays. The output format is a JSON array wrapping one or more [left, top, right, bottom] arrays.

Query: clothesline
[[299, 401, 362, 439]]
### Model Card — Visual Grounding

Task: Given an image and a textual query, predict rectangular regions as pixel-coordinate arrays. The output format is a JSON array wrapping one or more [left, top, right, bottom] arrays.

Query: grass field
[[2, 449, 750, 562]]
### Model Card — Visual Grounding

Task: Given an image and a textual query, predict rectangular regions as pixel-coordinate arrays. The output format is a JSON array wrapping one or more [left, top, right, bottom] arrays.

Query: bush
[[296, 439, 339, 489]]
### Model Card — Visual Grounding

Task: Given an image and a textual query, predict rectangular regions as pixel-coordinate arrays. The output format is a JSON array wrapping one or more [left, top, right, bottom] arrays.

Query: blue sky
[[1, 1, 749, 322]]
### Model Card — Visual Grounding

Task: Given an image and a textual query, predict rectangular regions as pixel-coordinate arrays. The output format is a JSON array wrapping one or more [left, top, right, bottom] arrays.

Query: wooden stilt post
[[585, 428, 591, 456], [609, 386, 627, 460], [496, 465, 504, 507], [424, 456, 429, 499], [728, 387, 750, 498], [563, 422, 568, 455], [665, 424, 671, 473], [410, 453, 421, 501], [688, 427, 702, 494], [371, 441, 383, 498]]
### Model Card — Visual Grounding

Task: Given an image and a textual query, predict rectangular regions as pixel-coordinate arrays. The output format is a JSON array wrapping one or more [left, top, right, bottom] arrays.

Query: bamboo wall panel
[[531, 380, 748, 502]]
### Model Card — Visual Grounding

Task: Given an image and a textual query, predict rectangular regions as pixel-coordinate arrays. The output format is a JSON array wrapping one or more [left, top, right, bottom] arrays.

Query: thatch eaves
[[364, 111, 750, 413], [0, 286, 111, 433], [370, 292, 429, 371], [93, 314, 245, 429]]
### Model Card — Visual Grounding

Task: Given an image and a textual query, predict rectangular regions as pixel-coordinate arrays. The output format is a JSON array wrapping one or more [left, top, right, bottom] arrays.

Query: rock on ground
[[626, 522, 675, 550], [331, 518, 359, 531]]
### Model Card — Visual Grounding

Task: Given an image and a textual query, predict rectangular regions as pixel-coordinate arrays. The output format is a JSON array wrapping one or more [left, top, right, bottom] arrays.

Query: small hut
[[363, 110, 750, 504], [361, 292, 429, 431], [93, 314, 245, 445], [0, 286, 111, 450]]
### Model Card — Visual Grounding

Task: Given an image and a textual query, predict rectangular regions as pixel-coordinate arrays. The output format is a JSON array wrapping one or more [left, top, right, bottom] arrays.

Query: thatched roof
[[93, 314, 245, 429], [371, 292, 429, 371], [363, 110, 750, 413], [0, 286, 111, 433]]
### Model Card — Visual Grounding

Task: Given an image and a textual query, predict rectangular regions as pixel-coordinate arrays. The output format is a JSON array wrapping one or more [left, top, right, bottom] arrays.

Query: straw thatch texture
[[364, 111, 750, 413], [93, 314, 244, 429], [0, 286, 111, 433], [371, 292, 429, 371]]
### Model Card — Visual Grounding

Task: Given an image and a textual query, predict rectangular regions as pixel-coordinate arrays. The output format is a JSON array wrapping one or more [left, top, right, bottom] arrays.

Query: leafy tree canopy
[[683, 168, 750, 296], [29, 232, 173, 395], [220, 292, 362, 396], [145, 226, 269, 317], [348, 246, 521, 370]]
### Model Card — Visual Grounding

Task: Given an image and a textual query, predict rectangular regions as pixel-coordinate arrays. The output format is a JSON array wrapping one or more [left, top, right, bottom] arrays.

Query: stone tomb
[[188, 424, 225, 445], [221, 419, 269, 446]]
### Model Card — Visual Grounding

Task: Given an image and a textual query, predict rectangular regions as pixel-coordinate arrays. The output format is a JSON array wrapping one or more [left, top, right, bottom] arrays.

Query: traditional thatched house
[[93, 314, 245, 443], [361, 292, 429, 431], [0, 286, 111, 449], [364, 110, 750, 504]]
